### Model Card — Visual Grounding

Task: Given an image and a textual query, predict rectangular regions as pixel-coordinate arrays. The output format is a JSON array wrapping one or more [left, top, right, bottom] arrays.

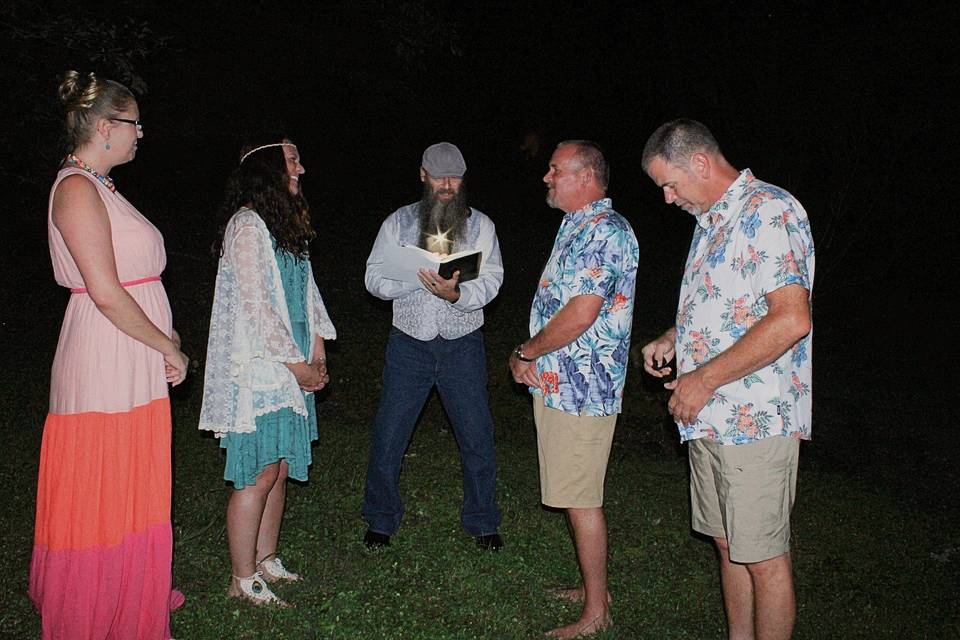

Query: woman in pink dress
[[29, 71, 189, 639]]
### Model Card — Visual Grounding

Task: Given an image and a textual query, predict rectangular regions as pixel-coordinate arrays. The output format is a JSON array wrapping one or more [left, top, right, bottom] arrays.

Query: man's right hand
[[641, 327, 678, 378]]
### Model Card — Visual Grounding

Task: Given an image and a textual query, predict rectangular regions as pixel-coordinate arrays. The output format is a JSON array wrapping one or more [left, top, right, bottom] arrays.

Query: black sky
[[2, 0, 957, 368]]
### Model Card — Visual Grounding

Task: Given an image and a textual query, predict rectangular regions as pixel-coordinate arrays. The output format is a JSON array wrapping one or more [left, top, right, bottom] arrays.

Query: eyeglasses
[[110, 117, 142, 131]]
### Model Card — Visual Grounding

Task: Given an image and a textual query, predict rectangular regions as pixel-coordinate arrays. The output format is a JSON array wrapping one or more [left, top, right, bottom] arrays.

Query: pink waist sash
[[70, 275, 162, 294]]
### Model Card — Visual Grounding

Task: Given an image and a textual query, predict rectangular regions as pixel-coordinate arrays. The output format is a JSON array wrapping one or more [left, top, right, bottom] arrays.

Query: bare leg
[[256, 460, 290, 576], [716, 539, 796, 640], [715, 537, 756, 640], [546, 507, 612, 638], [747, 552, 795, 640], [548, 586, 613, 605], [226, 462, 280, 597]]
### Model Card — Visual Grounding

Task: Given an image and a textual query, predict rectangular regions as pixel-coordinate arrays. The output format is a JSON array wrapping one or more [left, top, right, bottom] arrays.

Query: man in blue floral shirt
[[510, 140, 638, 638], [641, 119, 814, 640]]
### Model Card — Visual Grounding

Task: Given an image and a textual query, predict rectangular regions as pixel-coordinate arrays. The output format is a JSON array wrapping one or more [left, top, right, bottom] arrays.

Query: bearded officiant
[[362, 142, 505, 551]]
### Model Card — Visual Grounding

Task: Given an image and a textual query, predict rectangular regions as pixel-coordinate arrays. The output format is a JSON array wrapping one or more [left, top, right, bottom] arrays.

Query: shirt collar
[[564, 197, 612, 223], [695, 169, 753, 230]]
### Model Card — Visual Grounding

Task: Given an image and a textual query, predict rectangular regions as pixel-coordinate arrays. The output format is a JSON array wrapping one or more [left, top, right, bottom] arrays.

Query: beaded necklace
[[64, 154, 115, 192]]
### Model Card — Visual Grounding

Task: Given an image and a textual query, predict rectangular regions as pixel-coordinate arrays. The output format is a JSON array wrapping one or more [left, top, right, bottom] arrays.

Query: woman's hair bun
[[58, 71, 99, 112]]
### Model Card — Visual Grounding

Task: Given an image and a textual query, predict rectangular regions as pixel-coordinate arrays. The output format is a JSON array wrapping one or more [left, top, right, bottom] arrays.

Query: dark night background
[[4, 0, 956, 466], [0, 0, 958, 631]]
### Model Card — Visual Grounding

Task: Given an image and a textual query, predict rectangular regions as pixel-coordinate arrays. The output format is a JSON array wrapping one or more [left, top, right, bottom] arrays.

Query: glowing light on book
[[425, 227, 451, 254]]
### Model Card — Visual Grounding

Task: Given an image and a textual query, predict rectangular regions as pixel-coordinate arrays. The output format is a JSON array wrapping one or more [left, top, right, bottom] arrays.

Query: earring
[[105, 142, 111, 150]]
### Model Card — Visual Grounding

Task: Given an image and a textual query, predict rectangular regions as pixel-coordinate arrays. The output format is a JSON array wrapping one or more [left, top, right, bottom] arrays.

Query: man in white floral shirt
[[641, 119, 814, 640]]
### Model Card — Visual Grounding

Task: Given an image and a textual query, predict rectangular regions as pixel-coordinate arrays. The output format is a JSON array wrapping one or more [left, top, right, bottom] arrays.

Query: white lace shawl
[[199, 208, 336, 437]]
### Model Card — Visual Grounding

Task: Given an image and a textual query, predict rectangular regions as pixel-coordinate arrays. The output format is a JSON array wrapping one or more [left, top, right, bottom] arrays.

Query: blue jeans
[[362, 327, 501, 536]]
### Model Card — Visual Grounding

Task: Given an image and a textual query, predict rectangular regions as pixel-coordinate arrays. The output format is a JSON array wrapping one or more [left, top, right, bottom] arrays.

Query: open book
[[381, 245, 482, 284]]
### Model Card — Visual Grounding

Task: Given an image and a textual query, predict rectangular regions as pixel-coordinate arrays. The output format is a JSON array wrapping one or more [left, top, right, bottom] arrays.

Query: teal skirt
[[221, 394, 318, 490]]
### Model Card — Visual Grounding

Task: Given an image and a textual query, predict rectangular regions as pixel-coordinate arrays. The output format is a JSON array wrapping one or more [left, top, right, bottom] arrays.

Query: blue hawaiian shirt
[[675, 170, 815, 445], [529, 198, 639, 416]]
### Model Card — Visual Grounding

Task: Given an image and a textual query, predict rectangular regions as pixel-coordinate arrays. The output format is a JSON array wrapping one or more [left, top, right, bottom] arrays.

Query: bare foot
[[545, 613, 613, 638], [548, 586, 613, 605]]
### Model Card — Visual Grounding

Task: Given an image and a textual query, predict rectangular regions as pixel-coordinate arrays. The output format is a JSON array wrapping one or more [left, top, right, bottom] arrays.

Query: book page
[[381, 245, 440, 283]]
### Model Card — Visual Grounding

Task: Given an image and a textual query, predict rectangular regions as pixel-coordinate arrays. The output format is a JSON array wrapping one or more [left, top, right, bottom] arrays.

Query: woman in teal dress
[[199, 136, 336, 606]]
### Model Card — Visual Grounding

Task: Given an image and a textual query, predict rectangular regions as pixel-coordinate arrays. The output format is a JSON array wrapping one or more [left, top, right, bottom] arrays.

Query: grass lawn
[[4, 305, 958, 638]]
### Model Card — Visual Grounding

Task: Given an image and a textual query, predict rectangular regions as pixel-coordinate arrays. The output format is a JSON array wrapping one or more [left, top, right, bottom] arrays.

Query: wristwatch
[[513, 344, 535, 363]]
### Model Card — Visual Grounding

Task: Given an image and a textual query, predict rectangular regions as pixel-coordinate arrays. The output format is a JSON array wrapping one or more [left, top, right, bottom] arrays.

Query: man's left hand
[[665, 370, 714, 427], [509, 353, 540, 388], [418, 268, 460, 302]]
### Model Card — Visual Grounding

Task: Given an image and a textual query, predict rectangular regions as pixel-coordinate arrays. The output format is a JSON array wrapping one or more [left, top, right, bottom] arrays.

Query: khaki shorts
[[688, 435, 800, 564], [533, 395, 617, 508]]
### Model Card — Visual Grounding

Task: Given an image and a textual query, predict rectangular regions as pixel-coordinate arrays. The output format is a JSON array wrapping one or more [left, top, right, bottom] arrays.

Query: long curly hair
[[215, 136, 314, 257]]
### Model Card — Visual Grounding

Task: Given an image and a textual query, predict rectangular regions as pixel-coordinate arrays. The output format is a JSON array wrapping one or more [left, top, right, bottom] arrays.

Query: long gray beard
[[417, 184, 469, 253]]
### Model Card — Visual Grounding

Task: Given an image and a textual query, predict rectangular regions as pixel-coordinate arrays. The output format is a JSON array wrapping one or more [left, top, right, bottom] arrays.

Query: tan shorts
[[689, 435, 800, 564], [533, 395, 617, 508]]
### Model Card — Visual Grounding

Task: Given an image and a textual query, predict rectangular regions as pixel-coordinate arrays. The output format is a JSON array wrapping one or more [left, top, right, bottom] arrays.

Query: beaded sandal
[[257, 553, 301, 582], [231, 571, 290, 607]]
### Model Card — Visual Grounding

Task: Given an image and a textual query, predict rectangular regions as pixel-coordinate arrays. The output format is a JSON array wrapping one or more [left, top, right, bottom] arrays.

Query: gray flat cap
[[421, 142, 467, 177]]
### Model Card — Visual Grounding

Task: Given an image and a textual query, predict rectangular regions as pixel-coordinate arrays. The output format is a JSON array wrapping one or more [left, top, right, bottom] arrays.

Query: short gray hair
[[557, 139, 609, 190], [641, 119, 721, 170]]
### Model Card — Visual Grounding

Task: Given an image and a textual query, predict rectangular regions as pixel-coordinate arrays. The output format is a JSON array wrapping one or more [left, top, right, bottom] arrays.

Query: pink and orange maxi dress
[[29, 166, 178, 640]]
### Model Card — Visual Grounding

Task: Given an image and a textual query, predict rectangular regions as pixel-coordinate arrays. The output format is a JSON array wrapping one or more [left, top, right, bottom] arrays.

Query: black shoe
[[363, 530, 391, 549], [475, 533, 504, 551]]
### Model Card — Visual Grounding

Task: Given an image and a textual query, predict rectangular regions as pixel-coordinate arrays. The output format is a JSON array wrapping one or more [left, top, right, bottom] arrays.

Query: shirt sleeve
[[364, 213, 421, 300], [450, 215, 504, 312], [572, 218, 621, 301], [749, 199, 813, 298]]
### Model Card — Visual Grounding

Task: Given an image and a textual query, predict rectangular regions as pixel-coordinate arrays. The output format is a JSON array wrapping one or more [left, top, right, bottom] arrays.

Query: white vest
[[365, 203, 503, 341]]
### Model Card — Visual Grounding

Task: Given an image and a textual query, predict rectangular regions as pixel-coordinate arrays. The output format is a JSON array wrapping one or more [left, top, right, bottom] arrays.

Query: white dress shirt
[[364, 203, 503, 340]]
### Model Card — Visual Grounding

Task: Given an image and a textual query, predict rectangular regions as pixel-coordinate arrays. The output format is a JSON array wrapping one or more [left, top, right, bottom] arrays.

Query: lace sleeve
[[307, 262, 337, 343], [229, 222, 304, 363]]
